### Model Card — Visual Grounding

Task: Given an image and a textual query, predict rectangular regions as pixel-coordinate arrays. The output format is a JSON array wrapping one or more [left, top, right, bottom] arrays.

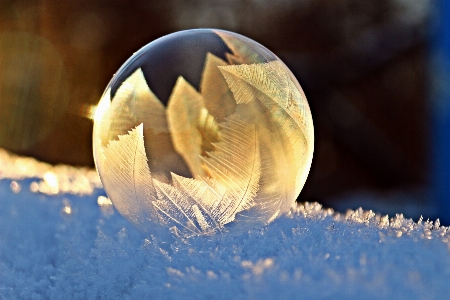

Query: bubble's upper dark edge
[[109, 29, 234, 105]]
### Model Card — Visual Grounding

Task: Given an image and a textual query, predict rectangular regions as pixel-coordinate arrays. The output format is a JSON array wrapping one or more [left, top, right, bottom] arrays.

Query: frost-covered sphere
[[93, 29, 314, 237]]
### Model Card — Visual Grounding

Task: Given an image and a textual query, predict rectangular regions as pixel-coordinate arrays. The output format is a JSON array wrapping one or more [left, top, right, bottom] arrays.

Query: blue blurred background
[[430, 0, 450, 224], [0, 0, 448, 223]]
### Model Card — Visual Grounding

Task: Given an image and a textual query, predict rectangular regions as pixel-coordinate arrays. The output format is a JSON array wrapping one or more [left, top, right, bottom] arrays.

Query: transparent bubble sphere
[[93, 29, 314, 237]]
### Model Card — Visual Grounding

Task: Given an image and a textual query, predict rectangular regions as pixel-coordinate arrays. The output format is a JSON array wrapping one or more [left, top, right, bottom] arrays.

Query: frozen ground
[[1, 149, 450, 299]]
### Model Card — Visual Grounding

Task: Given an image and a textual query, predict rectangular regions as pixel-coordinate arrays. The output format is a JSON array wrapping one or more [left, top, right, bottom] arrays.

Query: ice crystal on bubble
[[93, 29, 314, 237]]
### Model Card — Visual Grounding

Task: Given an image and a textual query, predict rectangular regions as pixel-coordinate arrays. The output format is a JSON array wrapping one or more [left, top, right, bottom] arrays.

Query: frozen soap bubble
[[93, 29, 314, 237]]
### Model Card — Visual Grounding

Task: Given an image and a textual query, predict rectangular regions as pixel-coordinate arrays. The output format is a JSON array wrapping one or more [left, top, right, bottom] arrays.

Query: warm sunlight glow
[[93, 90, 111, 122], [79, 103, 99, 120]]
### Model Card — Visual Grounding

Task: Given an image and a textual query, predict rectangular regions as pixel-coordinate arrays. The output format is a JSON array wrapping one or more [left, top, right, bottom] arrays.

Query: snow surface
[[1, 150, 450, 299]]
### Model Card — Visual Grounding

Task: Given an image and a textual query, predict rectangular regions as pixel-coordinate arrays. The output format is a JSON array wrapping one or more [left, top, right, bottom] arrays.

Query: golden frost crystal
[[93, 29, 314, 237]]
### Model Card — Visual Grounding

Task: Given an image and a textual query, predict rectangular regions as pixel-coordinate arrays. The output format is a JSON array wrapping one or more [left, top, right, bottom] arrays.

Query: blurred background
[[0, 0, 448, 222]]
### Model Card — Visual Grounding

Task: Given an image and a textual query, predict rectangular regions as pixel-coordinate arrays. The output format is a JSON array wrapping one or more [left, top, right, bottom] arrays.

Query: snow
[[1, 150, 450, 299]]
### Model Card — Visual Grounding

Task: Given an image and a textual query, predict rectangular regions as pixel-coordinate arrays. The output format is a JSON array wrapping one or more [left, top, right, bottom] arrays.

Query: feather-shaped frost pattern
[[171, 173, 223, 210], [192, 204, 210, 232], [218, 61, 310, 131], [197, 108, 220, 142], [226, 101, 287, 226], [201, 114, 261, 225], [197, 107, 221, 154], [200, 53, 236, 122], [106, 68, 168, 145], [167, 76, 206, 178], [168, 173, 222, 232], [216, 69, 257, 105], [264, 92, 309, 212], [148, 114, 261, 233], [102, 123, 157, 225], [123, 69, 168, 134], [107, 82, 140, 142], [219, 62, 312, 213], [100, 85, 262, 234], [152, 179, 202, 234], [214, 30, 272, 64]]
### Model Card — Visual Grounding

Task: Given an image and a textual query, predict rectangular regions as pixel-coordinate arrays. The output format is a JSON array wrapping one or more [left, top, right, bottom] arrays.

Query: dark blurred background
[[1, 0, 449, 222]]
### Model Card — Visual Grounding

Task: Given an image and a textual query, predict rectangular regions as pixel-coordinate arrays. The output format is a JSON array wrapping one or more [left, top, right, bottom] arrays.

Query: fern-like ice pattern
[[102, 124, 157, 226], [98, 46, 312, 236], [219, 61, 313, 212], [103, 117, 260, 235]]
